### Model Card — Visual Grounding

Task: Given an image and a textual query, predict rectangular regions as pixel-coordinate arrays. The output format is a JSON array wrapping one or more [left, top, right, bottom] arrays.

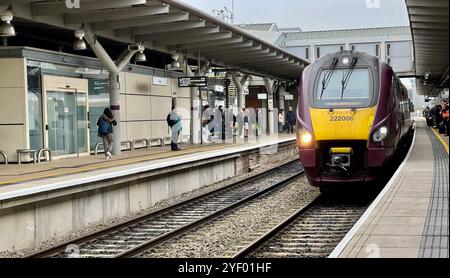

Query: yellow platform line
[[431, 127, 449, 154], [0, 144, 232, 186]]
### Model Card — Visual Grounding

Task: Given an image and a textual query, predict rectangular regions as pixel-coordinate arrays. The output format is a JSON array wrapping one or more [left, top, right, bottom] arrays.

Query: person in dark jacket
[[423, 106, 432, 126], [97, 108, 117, 159], [286, 106, 296, 134]]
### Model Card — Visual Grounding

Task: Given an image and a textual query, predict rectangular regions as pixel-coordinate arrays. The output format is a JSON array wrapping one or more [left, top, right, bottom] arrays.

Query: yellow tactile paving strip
[[431, 127, 449, 154], [0, 144, 233, 186]]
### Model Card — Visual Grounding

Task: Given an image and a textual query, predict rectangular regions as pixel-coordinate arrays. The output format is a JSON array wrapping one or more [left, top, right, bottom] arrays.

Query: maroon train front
[[296, 51, 414, 191]]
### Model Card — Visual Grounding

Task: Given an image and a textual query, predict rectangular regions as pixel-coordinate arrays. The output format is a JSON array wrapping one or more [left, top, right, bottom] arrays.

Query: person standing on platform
[[237, 107, 245, 138], [168, 105, 182, 151], [243, 108, 250, 139], [97, 108, 117, 160], [219, 105, 226, 141], [278, 110, 285, 133], [286, 106, 297, 134]]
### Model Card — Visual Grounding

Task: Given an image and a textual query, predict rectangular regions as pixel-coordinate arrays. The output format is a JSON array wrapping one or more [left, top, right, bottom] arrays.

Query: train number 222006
[[329, 115, 354, 122]]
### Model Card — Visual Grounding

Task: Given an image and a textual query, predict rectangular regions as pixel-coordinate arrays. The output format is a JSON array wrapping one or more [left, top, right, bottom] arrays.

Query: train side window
[[305, 48, 310, 60], [375, 44, 380, 57], [351, 45, 355, 51], [340, 46, 344, 51], [386, 43, 391, 56], [316, 47, 320, 59]]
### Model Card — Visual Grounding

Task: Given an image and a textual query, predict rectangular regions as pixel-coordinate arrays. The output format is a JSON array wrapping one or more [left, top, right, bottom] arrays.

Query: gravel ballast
[[138, 175, 320, 258]]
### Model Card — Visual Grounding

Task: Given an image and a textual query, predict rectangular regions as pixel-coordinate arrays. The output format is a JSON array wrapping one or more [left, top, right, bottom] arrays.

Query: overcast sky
[[180, 0, 410, 31]]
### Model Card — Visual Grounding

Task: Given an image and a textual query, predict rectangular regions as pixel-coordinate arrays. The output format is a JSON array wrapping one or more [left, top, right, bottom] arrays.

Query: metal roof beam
[[154, 32, 232, 47], [167, 37, 244, 50], [31, 0, 148, 16], [226, 53, 282, 64], [408, 6, 448, 16], [410, 15, 449, 23], [137, 26, 220, 42], [195, 42, 254, 53], [64, 5, 170, 25], [411, 22, 449, 30], [201, 45, 262, 55], [115, 21, 205, 37], [406, 0, 449, 8], [235, 56, 287, 65], [212, 49, 272, 59], [91, 13, 190, 31]]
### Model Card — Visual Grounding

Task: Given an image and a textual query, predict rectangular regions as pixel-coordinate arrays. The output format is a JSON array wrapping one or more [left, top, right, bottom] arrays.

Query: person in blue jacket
[[97, 108, 117, 159], [168, 105, 182, 151]]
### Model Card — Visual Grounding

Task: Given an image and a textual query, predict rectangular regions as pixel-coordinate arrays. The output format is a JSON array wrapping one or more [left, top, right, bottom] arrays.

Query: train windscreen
[[315, 68, 373, 108]]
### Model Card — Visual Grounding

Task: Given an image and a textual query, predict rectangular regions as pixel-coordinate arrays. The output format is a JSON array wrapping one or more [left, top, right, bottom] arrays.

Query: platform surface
[[0, 135, 295, 201], [333, 118, 449, 258]]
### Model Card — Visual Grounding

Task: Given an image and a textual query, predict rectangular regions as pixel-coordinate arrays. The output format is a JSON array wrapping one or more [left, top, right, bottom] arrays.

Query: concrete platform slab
[[331, 119, 449, 258]]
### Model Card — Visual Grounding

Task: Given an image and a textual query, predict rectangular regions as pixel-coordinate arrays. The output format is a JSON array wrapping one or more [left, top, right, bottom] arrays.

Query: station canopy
[[0, 0, 309, 81], [405, 0, 449, 96]]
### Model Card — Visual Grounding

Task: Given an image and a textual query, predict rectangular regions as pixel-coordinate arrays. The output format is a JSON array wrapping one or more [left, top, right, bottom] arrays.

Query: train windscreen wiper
[[340, 57, 358, 100], [319, 58, 339, 100]]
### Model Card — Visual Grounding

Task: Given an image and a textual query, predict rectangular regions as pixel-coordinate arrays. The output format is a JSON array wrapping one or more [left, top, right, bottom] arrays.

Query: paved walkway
[[333, 118, 448, 258]]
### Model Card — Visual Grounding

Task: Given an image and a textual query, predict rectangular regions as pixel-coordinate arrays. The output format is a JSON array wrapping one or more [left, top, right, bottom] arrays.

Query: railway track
[[233, 196, 369, 258], [27, 160, 304, 258]]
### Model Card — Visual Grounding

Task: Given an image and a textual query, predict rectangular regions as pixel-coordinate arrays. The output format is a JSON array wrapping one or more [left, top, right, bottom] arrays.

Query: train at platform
[[296, 51, 414, 190]]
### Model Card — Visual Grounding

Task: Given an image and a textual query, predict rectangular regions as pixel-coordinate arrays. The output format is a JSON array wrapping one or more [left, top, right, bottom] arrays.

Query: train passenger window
[[305, 48, 310, 60], [316, 47, 320, 59], [315, 68, 373, 108], [375, 44, 380, 57]]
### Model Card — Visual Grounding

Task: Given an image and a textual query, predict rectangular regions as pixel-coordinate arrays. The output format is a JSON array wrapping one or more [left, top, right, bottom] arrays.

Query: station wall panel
[[126, 122, 151, 141], [151, 121, 170, 139], [177, 98, 191, 120], [0, 126, 27, 160], [0, 58, 27, 162], [120, 94, 127, 120], [150, 77, 172, 96], [125, 95, 151, 121], [125, 72, 151, 95], [0, 88, 25, 124], [0, 58, 25, 88], [120, 122, 128, 141], [150, 96, 172, 121]]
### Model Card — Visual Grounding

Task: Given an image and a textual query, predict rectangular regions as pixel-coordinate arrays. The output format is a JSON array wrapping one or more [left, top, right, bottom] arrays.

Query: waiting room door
[[42, 76, 89, 158]]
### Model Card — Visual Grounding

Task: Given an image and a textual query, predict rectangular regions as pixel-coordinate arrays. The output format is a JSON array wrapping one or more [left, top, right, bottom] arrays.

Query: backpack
[[98, 117, 110, 136], [167, 114, 176, 127]]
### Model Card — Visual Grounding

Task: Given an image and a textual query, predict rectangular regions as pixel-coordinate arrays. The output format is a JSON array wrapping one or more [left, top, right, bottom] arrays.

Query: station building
[[0, 1, 307, 163]]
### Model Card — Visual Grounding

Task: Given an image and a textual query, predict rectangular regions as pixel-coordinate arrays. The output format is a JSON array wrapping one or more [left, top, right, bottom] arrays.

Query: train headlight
[[372, 126, 388, 143], [297, 128, 314, 148], [342, 57, 350, 65]]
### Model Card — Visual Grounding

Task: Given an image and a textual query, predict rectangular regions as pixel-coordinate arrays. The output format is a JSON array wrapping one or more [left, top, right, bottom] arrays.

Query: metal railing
[[0, 150, 7, 165], [37, 148, 53, 163], [162, 137, 172, 147], [122, 140, 133, 152], [94, 143, 104, 156], [150, 138, 164, 147], [132, 138, 150, 150], [17, 149, 38, 165]]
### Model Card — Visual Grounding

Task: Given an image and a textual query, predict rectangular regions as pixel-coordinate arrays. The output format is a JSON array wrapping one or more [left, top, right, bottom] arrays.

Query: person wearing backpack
[[167, 105, 182, 151], [97, 108, 117, 159]]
